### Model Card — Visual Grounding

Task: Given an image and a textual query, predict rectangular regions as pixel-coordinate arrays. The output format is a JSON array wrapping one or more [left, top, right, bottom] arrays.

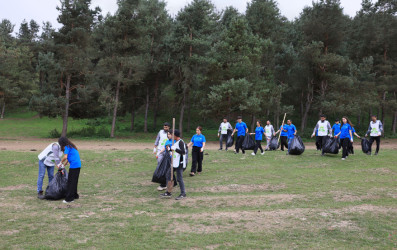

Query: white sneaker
[[63, 200, 74, 203], [157, 186, 167, 191], [261, 152, 265, 155], [251, 152, 255, 156], [341, 158, 345, 160]]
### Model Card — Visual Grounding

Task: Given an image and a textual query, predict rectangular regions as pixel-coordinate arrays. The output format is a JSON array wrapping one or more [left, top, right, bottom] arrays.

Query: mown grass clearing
[[0, 148, 396, 248]]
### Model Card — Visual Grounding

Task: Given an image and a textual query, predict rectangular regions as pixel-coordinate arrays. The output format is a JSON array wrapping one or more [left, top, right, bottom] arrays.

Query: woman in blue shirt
[[249, 121, 265, 155], [187, 126, 206, 176], [335, 117, 353, 160], [59, 137, 81, 203]]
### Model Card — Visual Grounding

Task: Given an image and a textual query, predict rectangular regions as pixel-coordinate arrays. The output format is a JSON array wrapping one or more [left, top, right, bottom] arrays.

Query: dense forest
[[0, 0, 396, 137]]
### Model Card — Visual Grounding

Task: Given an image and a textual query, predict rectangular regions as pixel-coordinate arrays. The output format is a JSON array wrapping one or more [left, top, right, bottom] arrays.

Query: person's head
[[320, 114, 326, 121], [341, 116, 353, 127], [287, 119, 292, 125], [237, 116, 242, 123], [163, 122, 170, 132], [58, 137, 77, 152], [371, 115, 377, 122], [173, 129, 181, 140], [266, 120, 271, 125], [256, 121, 261, 127], [196, 126, 202, 135], [223, 117, 227, 123], [335, 119, 340, 124], [167, 131, 172, 139]]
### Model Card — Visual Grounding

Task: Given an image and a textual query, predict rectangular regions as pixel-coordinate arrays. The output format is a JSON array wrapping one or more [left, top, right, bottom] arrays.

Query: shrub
[[49, 128, 61, 138]]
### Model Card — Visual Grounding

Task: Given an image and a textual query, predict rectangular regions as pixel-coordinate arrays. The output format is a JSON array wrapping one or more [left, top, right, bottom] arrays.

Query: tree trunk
[[301, 80, 314, 132], [144, 86, 149, 133], [179, 89, 186, 137], [0, 101, 5, 119], [130, 101, 135, 131], [187, 95, 191, 133], [153, 75, 159, 131], [110, 79, 121, 138], [250, 115, 256, 133], [381, 91, 386, 126], [392, 110, 397, 134], [357, 112, 361, 127], [61, 74, 71, 137]]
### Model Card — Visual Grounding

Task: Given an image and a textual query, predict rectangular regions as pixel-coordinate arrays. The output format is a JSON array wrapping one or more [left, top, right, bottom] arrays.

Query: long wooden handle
[[171, 118, 175, 181], [278, 113, 287, 144]]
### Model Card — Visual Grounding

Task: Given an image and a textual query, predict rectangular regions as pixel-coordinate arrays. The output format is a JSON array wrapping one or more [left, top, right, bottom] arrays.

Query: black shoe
[[218, 148, 222, 151], [160, 192, 172, 198], [75, 194, 79, 199], [234, 152, 238, 154], [281, 149, 284, 151], [367, 152, 371, 155], [175, 194, 186, 200], [37, 191, 45, 199], [225, 149, 228, 151]]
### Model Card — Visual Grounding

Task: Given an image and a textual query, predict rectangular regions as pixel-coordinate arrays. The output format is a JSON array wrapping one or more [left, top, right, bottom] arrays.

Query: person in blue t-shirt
[[231, 116, 248, 154], [335, 116, 353, 160], [249, 121, 265, 155], [275, 123, 289, 151], [332, 119, 341, 148], [284, 120, 297, 155], [187, 126, 206, 176], [58, 137, 81, 203]]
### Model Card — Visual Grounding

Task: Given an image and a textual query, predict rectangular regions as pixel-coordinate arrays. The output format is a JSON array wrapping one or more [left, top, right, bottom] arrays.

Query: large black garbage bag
[[361, 138, 370, 154], [323, 136, 339, 154], [242, 134, 255, 150], [226, 133, 234, 148], [269, 136, 279, 150], [288, 136, 305, 155], [152, 151, 171, 184], [45, 169, 68, 200]]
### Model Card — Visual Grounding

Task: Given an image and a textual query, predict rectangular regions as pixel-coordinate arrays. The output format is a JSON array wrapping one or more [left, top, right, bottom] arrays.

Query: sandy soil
[[1, 137, 396, 152]]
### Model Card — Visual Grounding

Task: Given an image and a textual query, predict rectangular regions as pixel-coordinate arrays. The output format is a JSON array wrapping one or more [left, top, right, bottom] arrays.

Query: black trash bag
[[242, 134, 255, 150], [226, 133, 234, 148], [268, 136, 280, 150], [45, 169, 68, 200], [288, 136, 305, 155], [152, 151, 171, 184], [323, 136, 339, 154], [361, 138, 370, 154]]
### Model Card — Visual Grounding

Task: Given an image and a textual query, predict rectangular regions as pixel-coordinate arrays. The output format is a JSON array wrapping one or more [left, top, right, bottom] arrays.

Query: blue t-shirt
[[235, 122, 247, 136], [332, 123, 341, 136], [286, 124, 296, 139], [349, 127, 356, 139], [191, 134, 206, 147], [64, 146, 81, 169], [280, 125, 288, 136], [164, 139, 176, 149], [255, 126, 265, 140], [339, 123, 352, 139]]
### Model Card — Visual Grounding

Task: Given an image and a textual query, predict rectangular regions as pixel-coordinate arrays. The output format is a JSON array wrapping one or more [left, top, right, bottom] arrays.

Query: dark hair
[[371, 115, 377, 118], [163, 122, 170, 127], [173, 129, 181, 137], [223, 117, 227, 120], [256, 120, 262, 126], [320, 114, 326, 118], [340, 116, 354, 128], [197, 126, 203, 132], [335, 119, 340, 122], [58, 137, 77, 152], [237, 116, 242, 119]]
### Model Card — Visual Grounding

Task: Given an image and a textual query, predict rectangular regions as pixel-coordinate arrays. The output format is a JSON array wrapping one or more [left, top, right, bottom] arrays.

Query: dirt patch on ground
[[1, 138, 397, 151], [0, 184, 31, 191], [190, 183, 286, 193]]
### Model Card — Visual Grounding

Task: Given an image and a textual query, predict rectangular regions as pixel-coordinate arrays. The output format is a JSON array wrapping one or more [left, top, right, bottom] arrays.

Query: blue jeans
[[37, 160, 55, 193]]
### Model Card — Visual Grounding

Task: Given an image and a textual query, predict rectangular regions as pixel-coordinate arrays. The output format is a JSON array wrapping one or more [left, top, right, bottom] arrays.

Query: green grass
[[0, 148, 396, 249]]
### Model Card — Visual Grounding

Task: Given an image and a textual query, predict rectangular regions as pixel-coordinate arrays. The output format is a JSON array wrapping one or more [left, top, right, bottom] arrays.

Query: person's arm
[[312, 124, 319, 137], [365, 124, 371, 137], [218, 124, 222, 137], [354, 132, 361, 138], [271, 126, 275, 136], [52, 144, 62, 165], [335, 132, 341, 138], [228, 123, 233, 131], [201, 142, 206, 152], [379, 121, 384, 134], [174, 141, 186, 155], [61, 154, 69, 166], [349, 130, 353, 142], [154, 132, 160, 152], [283, 127, 288, 132], [327, 122, 332, 136]]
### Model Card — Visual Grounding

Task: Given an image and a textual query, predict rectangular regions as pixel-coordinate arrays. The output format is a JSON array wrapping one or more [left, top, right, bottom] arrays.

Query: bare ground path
[[1, 137, 397, 152]]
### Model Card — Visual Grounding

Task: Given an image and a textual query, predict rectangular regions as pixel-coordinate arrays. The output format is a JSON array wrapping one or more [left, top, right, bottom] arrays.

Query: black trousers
[[341, 138, 350, 158], [219, 134, 228, 149], [65, 168, 80, 202], [191, 146, 203, 173], [280, 136, 288, 151], [369, 136, 380, 153], [254, 140, 263, 154], [316, 136, 327, 153], [348, 141, 354, 154], [235, 135, 245, 153]]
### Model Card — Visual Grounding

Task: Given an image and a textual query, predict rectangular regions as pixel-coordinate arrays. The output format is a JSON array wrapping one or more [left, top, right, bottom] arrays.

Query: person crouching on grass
[[160, 130, 187, 200], [58, 137, 81, 203]]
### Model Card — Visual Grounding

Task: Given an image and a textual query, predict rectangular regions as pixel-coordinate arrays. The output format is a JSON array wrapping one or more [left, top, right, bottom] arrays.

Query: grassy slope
[[0, 148, 396, 249]]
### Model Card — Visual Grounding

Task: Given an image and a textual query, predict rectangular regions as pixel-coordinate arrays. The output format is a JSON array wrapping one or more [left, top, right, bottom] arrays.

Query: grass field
[[0, 147, 396, 249]]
